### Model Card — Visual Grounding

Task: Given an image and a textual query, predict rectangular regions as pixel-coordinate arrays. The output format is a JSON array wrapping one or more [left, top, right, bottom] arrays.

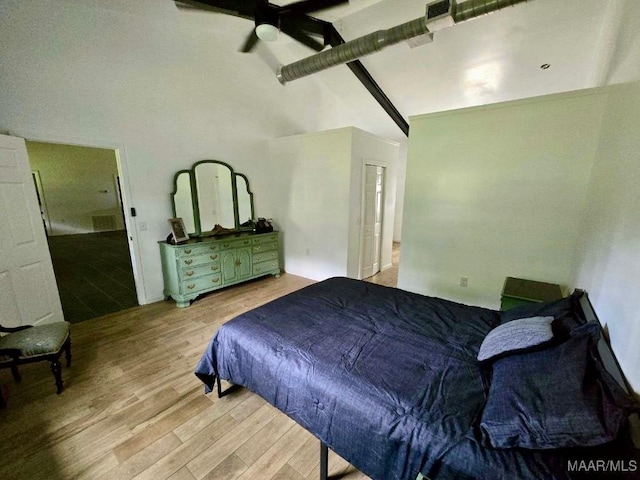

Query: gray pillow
[[477, 316, 554, 361]]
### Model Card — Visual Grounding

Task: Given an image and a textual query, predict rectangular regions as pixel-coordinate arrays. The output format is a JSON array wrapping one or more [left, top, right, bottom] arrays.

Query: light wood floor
[[0, 258, 400, 480]]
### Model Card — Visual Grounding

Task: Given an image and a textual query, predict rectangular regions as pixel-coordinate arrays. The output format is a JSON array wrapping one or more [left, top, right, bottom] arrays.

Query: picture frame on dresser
[[168, 217, 190, 244]]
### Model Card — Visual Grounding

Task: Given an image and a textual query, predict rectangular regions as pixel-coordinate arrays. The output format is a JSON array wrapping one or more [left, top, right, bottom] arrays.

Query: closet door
[[361, 165, 384, 279], [0, 134, 63, 327]]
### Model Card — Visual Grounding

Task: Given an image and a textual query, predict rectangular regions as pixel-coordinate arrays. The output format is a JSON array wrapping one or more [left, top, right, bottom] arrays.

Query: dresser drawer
[[220, 238, 252, 250], [252, 242, 277, 254], [253, 260, 279, 276], [177, 252, 221, 268], [181, 273, 222, 294], [176, 243, 220, 258], [181, 262, 221, 280], [253, 250, 278, 264], [252, 234, 278, 244]]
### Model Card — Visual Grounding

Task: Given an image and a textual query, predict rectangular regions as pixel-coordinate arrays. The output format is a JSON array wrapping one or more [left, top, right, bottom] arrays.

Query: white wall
[[399, 89, 608, 308], [0, 0, 393, 304], [268, 129, 352, 280], [392, 144, 408, 243], [399, 82, 640, 393], [573, 81, 640, 392], [268, 127, 398, 281], [26, 142, 123, 235]]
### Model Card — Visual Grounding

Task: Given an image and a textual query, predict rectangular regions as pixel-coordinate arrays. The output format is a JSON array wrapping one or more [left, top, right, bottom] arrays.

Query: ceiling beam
[[328, 26, 409, 136]]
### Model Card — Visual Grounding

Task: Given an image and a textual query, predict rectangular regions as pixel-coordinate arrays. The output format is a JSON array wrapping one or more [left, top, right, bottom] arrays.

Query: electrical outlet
[[459, 276, 468, 288]]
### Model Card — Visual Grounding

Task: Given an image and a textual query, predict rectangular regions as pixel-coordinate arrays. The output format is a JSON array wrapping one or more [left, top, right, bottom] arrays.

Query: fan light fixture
[[256, 23, 279, 42]]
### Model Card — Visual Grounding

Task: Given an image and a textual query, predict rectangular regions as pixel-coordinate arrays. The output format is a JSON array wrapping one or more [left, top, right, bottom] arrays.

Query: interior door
[[361, 165, 384, 279], [0, 134, 64, 327]]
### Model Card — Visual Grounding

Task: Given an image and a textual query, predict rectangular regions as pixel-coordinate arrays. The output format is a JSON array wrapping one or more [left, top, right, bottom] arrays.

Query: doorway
[[25, 141, 138, 323], [360, 164, 385, 279]]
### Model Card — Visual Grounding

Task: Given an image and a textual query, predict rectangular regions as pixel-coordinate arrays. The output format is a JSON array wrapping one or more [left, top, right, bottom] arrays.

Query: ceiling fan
[[175, 0, 348, 53]]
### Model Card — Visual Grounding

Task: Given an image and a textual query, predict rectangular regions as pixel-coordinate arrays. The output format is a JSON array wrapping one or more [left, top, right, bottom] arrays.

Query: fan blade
[[175, 0, 256, 18], [240, 30, 260, 52], [281, 21, 325, 51], [277, 0, 348, 16]]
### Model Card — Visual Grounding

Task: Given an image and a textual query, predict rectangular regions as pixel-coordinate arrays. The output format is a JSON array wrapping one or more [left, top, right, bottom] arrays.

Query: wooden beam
[[329, 26, 409, 137]]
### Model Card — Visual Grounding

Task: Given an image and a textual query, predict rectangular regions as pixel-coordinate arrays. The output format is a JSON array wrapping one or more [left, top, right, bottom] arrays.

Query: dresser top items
[[158, 229, 276, 246]]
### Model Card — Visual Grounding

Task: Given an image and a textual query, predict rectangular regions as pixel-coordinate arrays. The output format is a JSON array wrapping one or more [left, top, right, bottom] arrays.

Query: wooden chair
[[0, 322, 71, 394]]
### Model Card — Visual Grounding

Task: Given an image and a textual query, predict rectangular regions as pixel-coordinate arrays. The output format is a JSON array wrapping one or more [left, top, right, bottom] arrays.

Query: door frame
[[31, 169, 52, 235], [19, 131, 147, 305], [358, 162, 386, 280]]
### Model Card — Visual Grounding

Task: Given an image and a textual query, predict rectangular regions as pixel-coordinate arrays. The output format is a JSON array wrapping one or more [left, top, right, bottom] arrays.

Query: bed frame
[[576, 290, 632, 395]]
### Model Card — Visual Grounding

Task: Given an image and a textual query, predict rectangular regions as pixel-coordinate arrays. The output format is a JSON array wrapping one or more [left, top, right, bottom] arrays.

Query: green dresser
[[159, 231, 280, 308], [500, 276, 563, 311]]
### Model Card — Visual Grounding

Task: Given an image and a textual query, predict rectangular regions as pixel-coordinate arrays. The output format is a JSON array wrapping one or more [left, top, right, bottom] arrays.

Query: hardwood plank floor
[[0, 272, 382, 480]]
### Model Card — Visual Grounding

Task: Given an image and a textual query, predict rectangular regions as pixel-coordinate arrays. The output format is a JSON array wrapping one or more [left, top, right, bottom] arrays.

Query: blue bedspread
[[194, 277, 585, 479]]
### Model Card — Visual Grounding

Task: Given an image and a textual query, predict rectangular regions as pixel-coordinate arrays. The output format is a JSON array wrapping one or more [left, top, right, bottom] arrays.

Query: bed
[[194, 277, 638, 480]]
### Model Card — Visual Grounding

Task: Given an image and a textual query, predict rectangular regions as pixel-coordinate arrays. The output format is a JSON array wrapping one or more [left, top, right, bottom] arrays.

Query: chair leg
[[64, 337, 72, 368], [10, 363, 21, 383], [51, 360, 63, 394]]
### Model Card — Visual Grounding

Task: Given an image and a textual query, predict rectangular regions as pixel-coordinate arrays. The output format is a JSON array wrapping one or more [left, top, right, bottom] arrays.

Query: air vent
[[92, 215, 117, 231], [425, 0, 455, 32], [427, 0, 450, 19]]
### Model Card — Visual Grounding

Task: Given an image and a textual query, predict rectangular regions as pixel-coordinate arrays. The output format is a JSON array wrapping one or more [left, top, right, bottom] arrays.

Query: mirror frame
[[170, 169, 197, 232], [235, 172, 255, 229], [171, 160, 255, 237]]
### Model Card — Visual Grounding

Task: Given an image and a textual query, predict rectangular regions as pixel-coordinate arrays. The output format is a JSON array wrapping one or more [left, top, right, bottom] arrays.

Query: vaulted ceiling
[[5, 0, 637, 147], [168, 0, 635, 142]]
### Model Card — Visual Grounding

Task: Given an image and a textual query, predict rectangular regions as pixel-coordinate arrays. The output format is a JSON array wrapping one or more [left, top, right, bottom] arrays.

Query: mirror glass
[[195, 162, 235, 231], [236, 175, 252, 228], [173, 172, 195, 234]]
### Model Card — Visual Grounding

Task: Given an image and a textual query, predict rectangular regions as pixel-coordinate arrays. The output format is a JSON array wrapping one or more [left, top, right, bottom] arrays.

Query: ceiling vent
[[426, 0, 455, 32]]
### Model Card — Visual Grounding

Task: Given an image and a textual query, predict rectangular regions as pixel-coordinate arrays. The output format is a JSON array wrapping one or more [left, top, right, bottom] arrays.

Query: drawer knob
[[223, 243, 230, 248], [184, 259, 193, 265], [184, 249, 192, 254], [210, 254, 218, 260], [187, 284, 195, 290], [211, 265, 219, 271], [212, 278, 219, 283], [255, 246, 261, 251], [185, 271, 194, 277], [209, 246, 217, 250], [244, 240, 249, 244]]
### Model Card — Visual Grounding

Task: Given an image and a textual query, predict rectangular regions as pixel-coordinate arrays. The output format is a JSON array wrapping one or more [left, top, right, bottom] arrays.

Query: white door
[[361, 165, 384, 279], [0, 134, 64, 327]]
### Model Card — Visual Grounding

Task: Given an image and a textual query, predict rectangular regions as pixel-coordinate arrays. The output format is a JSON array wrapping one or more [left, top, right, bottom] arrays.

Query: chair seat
[[0, 322, 70, 360]]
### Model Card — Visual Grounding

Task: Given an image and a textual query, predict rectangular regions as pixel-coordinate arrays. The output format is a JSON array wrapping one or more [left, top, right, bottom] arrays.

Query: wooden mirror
[[171, 160, 255, 237]]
